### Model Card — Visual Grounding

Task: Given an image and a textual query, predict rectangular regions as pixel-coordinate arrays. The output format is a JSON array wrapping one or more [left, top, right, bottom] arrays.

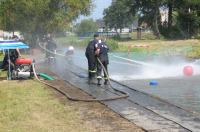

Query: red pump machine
[[11, 58, 34, 79]]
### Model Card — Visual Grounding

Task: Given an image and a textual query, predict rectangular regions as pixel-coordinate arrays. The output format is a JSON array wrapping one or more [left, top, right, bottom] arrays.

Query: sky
[[76, 0, 112, 22]]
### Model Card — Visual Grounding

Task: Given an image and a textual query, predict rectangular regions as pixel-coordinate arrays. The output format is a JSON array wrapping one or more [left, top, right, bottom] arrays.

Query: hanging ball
[[183, 65, 193, 76]]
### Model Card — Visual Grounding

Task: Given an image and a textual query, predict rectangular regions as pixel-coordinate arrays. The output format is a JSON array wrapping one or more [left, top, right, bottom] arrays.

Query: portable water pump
[[11, 58, 34, 79]]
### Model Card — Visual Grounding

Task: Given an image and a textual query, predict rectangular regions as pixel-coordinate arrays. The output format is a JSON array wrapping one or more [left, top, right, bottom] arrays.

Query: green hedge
[[106, 39, 119, 51], [187, 46, 200, 58], [56, 36, 119, 51]]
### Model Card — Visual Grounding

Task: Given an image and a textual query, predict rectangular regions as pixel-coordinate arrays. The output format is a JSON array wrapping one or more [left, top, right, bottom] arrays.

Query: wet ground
[[36, 68, 144, 132], [61, 48, 200, 113], [121, 76, 200, 113], [52, 58, 200, 131], [34, 47, 200, 131]]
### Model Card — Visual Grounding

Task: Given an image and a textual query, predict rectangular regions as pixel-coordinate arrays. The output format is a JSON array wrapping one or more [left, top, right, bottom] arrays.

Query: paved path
[[46, 57, 200, 132]]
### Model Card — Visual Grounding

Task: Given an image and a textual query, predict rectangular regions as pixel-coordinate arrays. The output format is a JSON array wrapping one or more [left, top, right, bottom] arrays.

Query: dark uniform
[[1, 35, 20, 70], [85, 38, 98, 80], [45, 37, 57, 58], [1, 49, 19, 70], [96, 41, 109, 85]]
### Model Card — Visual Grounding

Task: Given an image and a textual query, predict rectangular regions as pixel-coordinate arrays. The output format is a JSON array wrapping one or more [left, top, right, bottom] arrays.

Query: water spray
[[34, 43, 129, 101], [110, 53, 200, 78], [110, 53, 158, 68]]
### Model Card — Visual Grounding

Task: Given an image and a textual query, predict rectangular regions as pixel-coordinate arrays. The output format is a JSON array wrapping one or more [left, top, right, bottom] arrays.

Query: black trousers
[[97, 59, 108, 82], [1, 54, 17, 70], [86, 54, 96, 79], [46, 49, 55, 58], [1, 55, 7, 69]]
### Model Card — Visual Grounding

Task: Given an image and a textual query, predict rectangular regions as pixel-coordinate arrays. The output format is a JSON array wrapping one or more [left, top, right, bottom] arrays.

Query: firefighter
[[96, 38, 109, 85], [65, 46, 74, 56], [1, 35, 21, 70], [1, 49, 19, 71], [85, 33, 99, 83], [65, 46, 74, 64], [45, 34, 57, 63]]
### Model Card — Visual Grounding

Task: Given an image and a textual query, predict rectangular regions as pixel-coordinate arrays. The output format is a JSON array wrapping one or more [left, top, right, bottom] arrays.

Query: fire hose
[[33, 43, 129, 102]]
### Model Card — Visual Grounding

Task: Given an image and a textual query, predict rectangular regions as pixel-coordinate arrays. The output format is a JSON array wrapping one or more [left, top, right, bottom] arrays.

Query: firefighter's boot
[[88, 77, 95, 84], [97, 78, 101, 85], [104, 79, 108, 85]]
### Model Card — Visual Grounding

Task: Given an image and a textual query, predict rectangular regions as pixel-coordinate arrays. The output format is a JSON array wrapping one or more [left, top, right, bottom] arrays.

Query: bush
[[130, 32, 157, 40], [106, 39, 119, 51], [187, 46, 200, 58], [160, 26, 185, 39], [75, 19, 98, 37], [56, 36, 91, 47], [56, 36, 119, 51], [77, 38, 119, 51], [194, 34, 200, 39]]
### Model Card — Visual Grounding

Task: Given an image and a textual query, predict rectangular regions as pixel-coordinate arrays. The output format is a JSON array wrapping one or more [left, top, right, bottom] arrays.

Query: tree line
[[103, 0, 200, 39], [0, 0, 92, 46]]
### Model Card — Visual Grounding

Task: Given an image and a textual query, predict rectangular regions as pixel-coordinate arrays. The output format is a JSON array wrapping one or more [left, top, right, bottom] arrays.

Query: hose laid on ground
[[38, 73, 54, 80], [36, 42, 129, 101], [36, 43, 199, 131], [38, 41, 197, 114], [96, 57, 129, 97], [32, 59, 128, 102]]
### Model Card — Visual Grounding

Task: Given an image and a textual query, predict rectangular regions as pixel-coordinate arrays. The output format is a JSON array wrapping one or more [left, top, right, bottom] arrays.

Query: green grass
[[0, 70, 7, 78], [55, 35, 91, 47], [118, 39, 200, 58], [55, 35, 200, 58], [131, 32, 157, 40], [0, 80, 88, 132], [55, 36, 119, 51], [187, 46, 200, 59]]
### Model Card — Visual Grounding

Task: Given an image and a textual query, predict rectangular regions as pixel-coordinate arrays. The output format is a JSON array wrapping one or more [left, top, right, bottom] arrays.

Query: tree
[[159, 0, 199, 38], [176, 0, 200, 38], [167, 0, 173, 27], [103, 0, 163, 38], [75, 19, 98, 36], [104, 0, 200, 39], [133, 0, 164, 39], [103, 0, 136, 33], [0, 0, 92, 46]]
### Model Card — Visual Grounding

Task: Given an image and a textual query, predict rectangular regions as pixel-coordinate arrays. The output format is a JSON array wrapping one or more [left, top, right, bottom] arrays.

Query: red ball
[[183, 65, 193, 76]]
